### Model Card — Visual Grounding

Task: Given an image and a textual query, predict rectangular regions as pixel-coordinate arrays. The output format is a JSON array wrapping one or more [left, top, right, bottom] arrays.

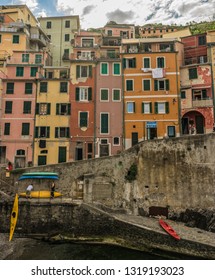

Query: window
[[25, 83, 33, 94], [79, 112, 88, 128], [127, 102, 135, 113], [142, 102, 152, 114], [65, 20, 70, 28], [157, 57, 165, 68], [76, 65, 92, 78], [198, 35, 206, 46], [22, 123, 30, 136], [76, 87, 92, 101], [16, 149, 25, 156], [154, 79, 169, 91], [113, 137, 120, 145], [192, 89, 208, 100], [31, 67, 38, 77], [101, 63, 109, 75], [40, 82, 48, 93], [63, 49, 69, 60], [16, 67, 24, 77], [107, 30, 112, 36], [143, 79, 151, 91], [123, 58, 136, 68], [167, 126, 176, 137], [23, 101, 31, 114], [60, 82, 68, 93], [46, 21, 52, 29], [155, 102, 169, 114], [35, 54, 42, 64], [126, 80, 134, 91], [100, 113, 109, 134], [181, 91, 186, 99], [143, 57, 150, 68], [100, 89, 109, 101], [113, 63, 120, 75], [4, 123, 10, 135], [36, 103, 51, 115], [13, 35, 19, 44], [35, 126, 50, 138], [65, 34, 70, 41], [82, 38, 94, 47], [6, 83, 14, 94], [55, 127, 70, 138], [56, 103, 71, 115], [5, 101, 12, 114], [112, 89, 121, 101], [189, 68, 198, 79], [22, 53, 29, 63]]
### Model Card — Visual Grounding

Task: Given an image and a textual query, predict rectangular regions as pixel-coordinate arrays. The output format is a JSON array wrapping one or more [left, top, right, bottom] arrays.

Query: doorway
[[131, 132, 138, 146]]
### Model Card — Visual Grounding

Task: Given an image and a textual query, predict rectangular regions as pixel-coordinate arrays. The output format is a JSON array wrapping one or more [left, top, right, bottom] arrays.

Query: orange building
[[121, 38, 184, 149]]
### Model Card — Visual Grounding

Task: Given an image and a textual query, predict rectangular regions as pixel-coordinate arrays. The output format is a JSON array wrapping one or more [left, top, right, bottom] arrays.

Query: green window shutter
[[22, 123, 30, 135], [25, 83, 32, 94], [16, 67, 24, 77], [55, 128, 58, 138], [88, 87, 92, 100], [143, 80, 150, 91], [47, 103, 51, 115], [142, 103, 144, 113], [101, 113, 109, 133], [6, 83, 14, 94], [47, 127, 50, 138], [150, 102, 152, 113], [123, 58, 126, 69], [36, 103, 39, 114], [202, 89, 207, 99], [165, 79, 169, 90], [165, 102, 169, 114], [5, 101, 12, 113], [133, 102, 136, 113], [114, 63, 120, 74], [75, 88, 80, 101], [144, 58, 150, 68], [35, 127, 39, 138], [76, 65, 80, 78], [31, 67, 38, 77], [56, 104, 59, 115], [89, 65, 92, 77], [23, 101, 31, 113], [80, 112, 88, 127], [66, 127, 70, 137], [101, 63, 107, 74], [155, 102, 158, 114], [154, 80, 158, 91], [68, 104, 71, 114], [132, 58, 136, 68]]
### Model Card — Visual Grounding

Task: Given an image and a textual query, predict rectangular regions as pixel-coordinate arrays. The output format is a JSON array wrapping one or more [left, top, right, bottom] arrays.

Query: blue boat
[[18, 172, 59, 181]]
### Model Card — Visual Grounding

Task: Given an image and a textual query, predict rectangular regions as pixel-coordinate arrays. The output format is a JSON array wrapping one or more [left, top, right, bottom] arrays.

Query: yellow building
[[34, 67, 71, 165], [38, 16, 80, 67], [121, 38, 184, 149]]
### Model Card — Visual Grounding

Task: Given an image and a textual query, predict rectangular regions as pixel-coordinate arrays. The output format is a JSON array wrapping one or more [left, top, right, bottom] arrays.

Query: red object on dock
[[159, 219, 181, 240]]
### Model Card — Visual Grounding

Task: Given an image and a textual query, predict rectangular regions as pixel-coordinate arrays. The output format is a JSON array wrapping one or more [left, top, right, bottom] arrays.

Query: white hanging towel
[[152, 68, 164, 78]]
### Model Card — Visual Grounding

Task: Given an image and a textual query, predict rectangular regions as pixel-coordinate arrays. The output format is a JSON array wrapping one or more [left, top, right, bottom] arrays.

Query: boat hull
[[19, 191, 62, 198], [159, 219, 180, 240], [9, 193, 19, 241]]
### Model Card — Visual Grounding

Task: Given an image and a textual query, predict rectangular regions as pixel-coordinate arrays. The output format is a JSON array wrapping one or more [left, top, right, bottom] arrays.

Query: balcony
[[192, 98, 213, 107]]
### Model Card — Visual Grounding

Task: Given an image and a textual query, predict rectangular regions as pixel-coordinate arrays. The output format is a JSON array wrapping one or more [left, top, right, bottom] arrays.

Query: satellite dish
[[80, 126, 87, 131]]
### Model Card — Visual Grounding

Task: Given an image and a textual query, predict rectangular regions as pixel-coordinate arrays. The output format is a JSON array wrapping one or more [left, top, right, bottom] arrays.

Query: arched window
[[16, 149, 25, 156]]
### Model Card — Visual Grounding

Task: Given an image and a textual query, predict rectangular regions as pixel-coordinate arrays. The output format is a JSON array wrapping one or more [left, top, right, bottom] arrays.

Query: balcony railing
[[192, 98, 213, 107]]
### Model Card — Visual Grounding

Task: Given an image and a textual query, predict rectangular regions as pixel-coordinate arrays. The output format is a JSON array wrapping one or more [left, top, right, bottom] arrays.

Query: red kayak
[[159, 219, 180, 240]]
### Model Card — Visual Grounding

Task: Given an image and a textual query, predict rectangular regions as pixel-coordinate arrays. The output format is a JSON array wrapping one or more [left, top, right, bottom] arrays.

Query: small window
[[123, 58, 136, 68], [22, 123, 30, 136], [65, 20, 70, 28], [100, 113, 109, 134], [112, 89, 121, 101], [4, 123, 10, 135], [16, 67, 24, 77], [35, 54, 42, 64], [126, 80, 134, 91], [198, 35, 206, 46], [101, 63, 108, 75], [113, 137, 120, 146], [13, 35, 19, 44], [155, 102, 169, 114], [25, 83, 33, 94], [113, 63, 120, 75], [30, 67, 38, 77], [79, 112, 88, 128], [143, 57, 150, 68], [40, 82, 48, 93], [22, 53, 29, 63], [6, 83, 14, 94], [55, 127, 70, 138], [167, 126, 176, 137], [100, 89, 109, 101], [46, 21, 52, 29], [142, 102, 152, 114], [143, 79, 151, 91], [189, 68, 198, 80], [65, 34, 70, 41], [5, 101, 13, 114], [157, 57, 165, 68], [181, 91, 186, 99], [23, 101, 31, 114], [60, 82, 68, 93], [56, 103, 70, 115], [127, 102, 135, 113]]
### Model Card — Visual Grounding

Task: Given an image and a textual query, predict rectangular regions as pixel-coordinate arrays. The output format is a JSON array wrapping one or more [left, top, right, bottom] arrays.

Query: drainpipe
[[209, 43, 215, 123], [175, 51, 182, 136], [94, 62, 97, 158]]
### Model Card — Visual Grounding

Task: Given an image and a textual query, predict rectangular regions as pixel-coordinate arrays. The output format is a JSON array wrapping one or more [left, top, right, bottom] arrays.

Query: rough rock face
[[178, 209, 215, 233]]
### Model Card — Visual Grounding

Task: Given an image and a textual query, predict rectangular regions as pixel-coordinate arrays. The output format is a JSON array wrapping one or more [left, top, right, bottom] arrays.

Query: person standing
[[50, 181, 55, 199], [26, 183, 33, 199]]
